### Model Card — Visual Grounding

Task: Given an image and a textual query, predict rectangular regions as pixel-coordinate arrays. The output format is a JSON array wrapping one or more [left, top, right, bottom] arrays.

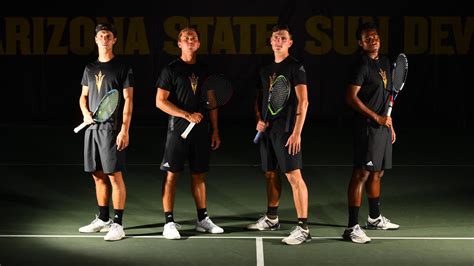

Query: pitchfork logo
[[269, 73, 277, 91], [379, 69, 387, 89], [189, 73, 199, 94], [95, 70, 105, 92]]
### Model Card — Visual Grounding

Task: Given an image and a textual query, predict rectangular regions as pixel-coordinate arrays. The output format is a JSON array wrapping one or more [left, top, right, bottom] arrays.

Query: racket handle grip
[[253, 131, 264, 144], [73, 122, 88, 133], [181, 122, 196, 139], [386, 98, 394, 117]]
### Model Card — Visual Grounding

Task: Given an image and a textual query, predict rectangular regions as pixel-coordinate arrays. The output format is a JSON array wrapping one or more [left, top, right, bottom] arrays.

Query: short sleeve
[[293, 63, 307, 86], [155, 67, 173, 91], [348, 60, 367, 86], [122, 66, 135, 88]]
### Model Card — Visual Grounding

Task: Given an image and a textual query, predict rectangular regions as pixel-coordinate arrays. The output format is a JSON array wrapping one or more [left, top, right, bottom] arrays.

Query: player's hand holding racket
[[253, 75, 291, 144], [180, 74, 233, 139], [74, 89, 120, 133], [387, 53, 408, 116]]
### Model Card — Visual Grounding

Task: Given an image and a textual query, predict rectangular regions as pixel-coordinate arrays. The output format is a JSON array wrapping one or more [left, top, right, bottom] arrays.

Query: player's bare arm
[[285, 84, 308, 155], [79, 86, 94, 125], [346, 84, 392, 128], [391, 124, 397, 144], [254, 87, 268, 132], [117, 87, 133, 151], [209, 109, 221, 150], [156, 87, 203, 123]]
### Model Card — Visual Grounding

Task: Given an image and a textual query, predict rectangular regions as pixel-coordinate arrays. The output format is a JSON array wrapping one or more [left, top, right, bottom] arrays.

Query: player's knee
[[191, 173, 206, 182], [353, 169, 370, 182], [264, 171, 278, 180], [378, 170, 384, 178]]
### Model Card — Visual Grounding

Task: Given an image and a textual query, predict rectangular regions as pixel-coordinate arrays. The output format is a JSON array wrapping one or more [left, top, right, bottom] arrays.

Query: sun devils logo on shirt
[[379, 69, 387, 89], [268, 73, 277, 91], [189, 73, 199, 94], [95, 71, 105, 92]]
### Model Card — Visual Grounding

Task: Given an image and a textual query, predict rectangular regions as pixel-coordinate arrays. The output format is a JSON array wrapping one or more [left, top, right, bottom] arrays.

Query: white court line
[[0, 235, 473, 240], [256, 237, 264, 266], [1, 163, 474, 167]]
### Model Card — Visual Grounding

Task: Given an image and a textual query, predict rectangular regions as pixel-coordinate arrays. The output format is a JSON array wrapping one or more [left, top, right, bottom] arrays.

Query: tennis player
[[155, 27, 224, 240], [77, 22, 134, 241], [343, 22, 399, 244], [247, 24, 311, 245]]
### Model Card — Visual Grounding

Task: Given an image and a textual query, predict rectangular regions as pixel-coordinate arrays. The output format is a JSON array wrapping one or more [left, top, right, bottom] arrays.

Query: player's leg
[[284, 169, 308, 220], [163, 171, 179, 220], [265, 170, 281, 213], [191, 172, 223, 234], [342, 168, 372, 243], [366, 170, 382, 219], [93, 171, 111, 209], [343, 121, 372, 243], [365, 127, 399, 230], [189, 127, 223, 234], [108, 171, 126, 221], [79, 129, 113, 234], [348, 168, 370, 207], [281, 169, 311, 246], [160, 130, 186, 239], [98, 129, 127, 241], [247, 132, 280, 231], [272, 132, 310, 245], [191, 172, 206, 210], [103, 171, 126, 241]]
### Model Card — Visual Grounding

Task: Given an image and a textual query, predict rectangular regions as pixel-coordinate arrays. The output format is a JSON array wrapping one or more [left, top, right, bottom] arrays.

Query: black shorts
[[260, 130, 302, 173], [353, 120, 392, 171], [84, 129, 125, 174], [160, 125, 210, 174]]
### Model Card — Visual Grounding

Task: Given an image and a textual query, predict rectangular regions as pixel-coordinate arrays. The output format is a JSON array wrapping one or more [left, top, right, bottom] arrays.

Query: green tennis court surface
[[1, 125, 473, 265]]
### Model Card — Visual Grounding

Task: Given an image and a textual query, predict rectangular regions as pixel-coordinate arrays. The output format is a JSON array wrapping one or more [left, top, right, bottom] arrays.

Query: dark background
[[0, 3, 473, 265], [1, 1, 473, 130]]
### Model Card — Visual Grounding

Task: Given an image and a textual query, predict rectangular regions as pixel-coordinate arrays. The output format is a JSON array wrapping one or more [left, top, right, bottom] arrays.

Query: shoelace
[[257, 215, 277, 226], [353, 225, 364, 235], [91, 215, 110, 226], [289, 227, 307, 237], [169, 223, 181, 229], [91, 215, 100, 223], [109, 223, 122, 230], [255, 215, 268, 226], [381, 216, 391, 223]]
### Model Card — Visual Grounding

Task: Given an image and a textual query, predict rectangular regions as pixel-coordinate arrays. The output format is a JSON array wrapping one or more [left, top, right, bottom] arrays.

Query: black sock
[[113, 209, 124, 225], [266, 206, 278, 219], [297, 218, 308, 229], [197, 208, 208, 222], [98, 206, 109, 222], [165, 212, 174, 224], [348, 206, 360, 228], [368, 197, 381, 219]]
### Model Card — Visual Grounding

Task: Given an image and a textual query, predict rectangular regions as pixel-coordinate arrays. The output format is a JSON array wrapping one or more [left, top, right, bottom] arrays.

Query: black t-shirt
[[81, 56, 134, 130], [259, 56, 307, 133], [348, 53, 391, 122], [155, 58, 210, 133]]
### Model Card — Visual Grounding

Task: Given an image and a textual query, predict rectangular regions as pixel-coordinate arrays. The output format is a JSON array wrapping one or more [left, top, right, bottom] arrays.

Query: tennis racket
[[253, 75, 291, 144], [73, 89, 120, 133], [180, 74, 233, 139], [387, 53, 408, 116]]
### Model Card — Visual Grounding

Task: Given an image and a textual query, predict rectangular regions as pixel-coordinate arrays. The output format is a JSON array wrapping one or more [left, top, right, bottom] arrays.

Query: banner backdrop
[[1, 1, 472, 128]]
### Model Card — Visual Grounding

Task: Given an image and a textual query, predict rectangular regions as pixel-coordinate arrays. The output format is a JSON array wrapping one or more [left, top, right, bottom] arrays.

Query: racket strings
[[95, 92, 119, 122], [203, 77, 233, 110], [392, 55, 408, 93], [269, 79, 290, 114], [392, 65, 406, 93]]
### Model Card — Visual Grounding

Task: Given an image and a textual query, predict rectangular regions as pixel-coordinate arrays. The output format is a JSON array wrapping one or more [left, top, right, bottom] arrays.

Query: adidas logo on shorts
[[366, 161, 374, 166], [162, 162, 170, 168]]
